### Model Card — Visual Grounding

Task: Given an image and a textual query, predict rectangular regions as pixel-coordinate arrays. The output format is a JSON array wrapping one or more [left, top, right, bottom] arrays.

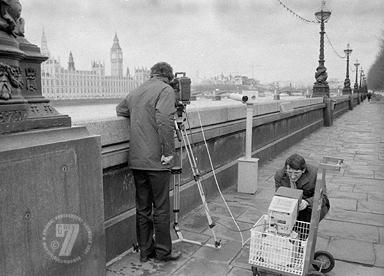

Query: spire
[[41, 28, 50, 58], [68, 51, 75, 71], [111, 33, 122, 51]]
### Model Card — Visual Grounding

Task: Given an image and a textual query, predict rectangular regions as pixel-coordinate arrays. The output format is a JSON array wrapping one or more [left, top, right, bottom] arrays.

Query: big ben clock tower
[[110, 33, 123, 77]]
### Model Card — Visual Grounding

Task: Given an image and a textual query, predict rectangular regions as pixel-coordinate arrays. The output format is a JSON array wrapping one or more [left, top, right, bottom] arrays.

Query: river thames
[[53, 95, 303, 123]]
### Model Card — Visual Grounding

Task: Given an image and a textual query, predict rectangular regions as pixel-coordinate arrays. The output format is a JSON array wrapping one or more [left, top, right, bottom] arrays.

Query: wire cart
[[249, 156, 343, 276]]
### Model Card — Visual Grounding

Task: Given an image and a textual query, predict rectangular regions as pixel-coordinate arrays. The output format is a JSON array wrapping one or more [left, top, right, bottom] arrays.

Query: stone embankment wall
[[81, 94, 360, 262]]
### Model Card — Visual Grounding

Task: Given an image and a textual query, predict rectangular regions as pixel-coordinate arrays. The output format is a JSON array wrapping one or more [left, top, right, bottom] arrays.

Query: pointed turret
[[41, 28, 50, 58], [68, 51, 75, 71]]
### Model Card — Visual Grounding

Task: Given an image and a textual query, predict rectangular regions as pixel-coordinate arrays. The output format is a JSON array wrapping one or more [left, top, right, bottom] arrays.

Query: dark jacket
[[116, 77, 176, 171], [274, 164, 330, 209]]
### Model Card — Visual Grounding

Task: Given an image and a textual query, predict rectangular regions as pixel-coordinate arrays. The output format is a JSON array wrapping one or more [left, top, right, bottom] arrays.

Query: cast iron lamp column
[[312, 0, 331, 97], [353, 59, 360, 94], [342, 43, 352, 95], [359, 68, 364, 92]]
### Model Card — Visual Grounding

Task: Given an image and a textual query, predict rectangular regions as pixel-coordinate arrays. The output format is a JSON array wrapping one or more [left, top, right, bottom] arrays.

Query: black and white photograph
[[1, 0, 384, 275]]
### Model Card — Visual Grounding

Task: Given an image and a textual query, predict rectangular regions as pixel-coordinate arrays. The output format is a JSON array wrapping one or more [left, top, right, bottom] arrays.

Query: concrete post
[[348, 95, 354, 110], [323, 97, 335, 127], [237, 103, 258, 194]]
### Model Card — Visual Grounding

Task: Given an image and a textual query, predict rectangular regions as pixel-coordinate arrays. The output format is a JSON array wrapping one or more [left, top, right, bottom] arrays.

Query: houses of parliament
[[41, 31, 150, 100]]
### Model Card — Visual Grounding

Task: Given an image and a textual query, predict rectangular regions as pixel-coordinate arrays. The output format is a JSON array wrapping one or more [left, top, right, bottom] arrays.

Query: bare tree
[[367, 30, 384, 90]]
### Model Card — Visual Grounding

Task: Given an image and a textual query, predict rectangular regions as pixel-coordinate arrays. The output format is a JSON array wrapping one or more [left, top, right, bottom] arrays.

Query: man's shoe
[[154, 251, 182, 262], [140, 251, 156, 263]]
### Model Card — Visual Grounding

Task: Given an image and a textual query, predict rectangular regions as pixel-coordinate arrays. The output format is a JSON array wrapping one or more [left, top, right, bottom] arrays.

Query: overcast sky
[[22, 0, 384, 86]]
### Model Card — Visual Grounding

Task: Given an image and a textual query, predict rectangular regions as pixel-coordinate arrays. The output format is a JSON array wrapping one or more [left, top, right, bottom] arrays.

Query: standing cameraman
[[116, 62, 181, 263]]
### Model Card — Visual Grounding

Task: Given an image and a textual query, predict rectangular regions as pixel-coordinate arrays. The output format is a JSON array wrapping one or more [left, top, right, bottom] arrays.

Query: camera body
[[170, 72, 191, 106]]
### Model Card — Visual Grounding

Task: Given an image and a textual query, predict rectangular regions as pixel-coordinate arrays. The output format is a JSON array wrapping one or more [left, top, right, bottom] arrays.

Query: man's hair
[[284, 153, 307, 171], [150, 62, 174, 81]]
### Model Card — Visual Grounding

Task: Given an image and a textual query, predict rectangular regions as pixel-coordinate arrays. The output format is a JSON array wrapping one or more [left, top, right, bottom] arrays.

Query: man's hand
[[299, 200, 309, 211], [161, 155, 173, 165]]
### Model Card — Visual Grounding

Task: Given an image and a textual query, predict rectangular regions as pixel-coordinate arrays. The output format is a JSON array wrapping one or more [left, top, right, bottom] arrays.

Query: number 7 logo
[[56, 224, 80, 257]]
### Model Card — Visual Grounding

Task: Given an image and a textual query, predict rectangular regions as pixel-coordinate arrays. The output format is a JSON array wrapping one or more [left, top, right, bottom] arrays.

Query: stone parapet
[[72, 98, 330, 262]]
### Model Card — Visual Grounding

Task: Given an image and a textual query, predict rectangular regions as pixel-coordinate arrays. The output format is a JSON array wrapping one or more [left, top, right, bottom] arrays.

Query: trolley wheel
[[251, 266, 260, 276], [312, 250, 335, 273]]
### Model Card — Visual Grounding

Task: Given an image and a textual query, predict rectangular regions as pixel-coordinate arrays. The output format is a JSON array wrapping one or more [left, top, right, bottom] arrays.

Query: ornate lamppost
[[353, 59, 360, 94], [359, 67, 364, 92], [312, 0, 332, 97], [362, 74, 368, 95], [0, 0, 70, 134], [342, 43, 353, 95]]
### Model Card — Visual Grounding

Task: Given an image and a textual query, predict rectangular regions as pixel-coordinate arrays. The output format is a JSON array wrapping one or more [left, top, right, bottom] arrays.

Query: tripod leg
[[180, 128, 221, 248], [171, 166, 183, 242]]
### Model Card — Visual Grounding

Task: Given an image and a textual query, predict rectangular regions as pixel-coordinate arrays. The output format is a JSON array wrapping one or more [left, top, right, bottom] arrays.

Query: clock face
[[111, 52, 116, 59]]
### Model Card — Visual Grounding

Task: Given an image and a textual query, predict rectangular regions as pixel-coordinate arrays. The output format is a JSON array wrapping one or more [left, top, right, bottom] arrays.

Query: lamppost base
[[0, 31, 71, 135], [312, 83, 330, 98], [342, 87, 352, 95]]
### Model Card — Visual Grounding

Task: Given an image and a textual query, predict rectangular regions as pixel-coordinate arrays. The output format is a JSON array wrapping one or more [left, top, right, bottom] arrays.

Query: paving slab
[[192, 238, 242, 264], [374, 170, 384, 179], [236, 208, 266, 224], [326, 208, 384, 227], [227, 266, 253, 276], [328, 237, 375, 265], [374, 243, 384, 267], [318, 220, 379, 242], [328, 198, 357, 211], [178, 208, 220, 233], [106, 253, 187, 276], [325, 260, 384, 276], [201, 201, 249, 219], [368, 192, 384, 201], [379, 227, 384, 244], [344, 169, 375, 178], [202, 217, 252, 243], [173, 257, 229, 276], [328, 190, 367, 201], [353, 181, 384, 194], [357, 199, 384, 215]]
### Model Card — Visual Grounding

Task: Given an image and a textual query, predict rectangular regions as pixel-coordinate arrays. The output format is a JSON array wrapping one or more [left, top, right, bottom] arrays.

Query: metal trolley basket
[[250, 215, 310, 275], [249, 156, 343, 276]]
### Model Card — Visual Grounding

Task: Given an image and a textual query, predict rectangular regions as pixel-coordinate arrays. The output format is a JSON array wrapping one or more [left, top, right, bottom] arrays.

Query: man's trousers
[[132, 169, 172, 259]]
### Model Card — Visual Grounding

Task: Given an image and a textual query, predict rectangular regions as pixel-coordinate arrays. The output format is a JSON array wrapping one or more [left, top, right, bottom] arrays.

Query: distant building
[[40, 31, 150, 99]]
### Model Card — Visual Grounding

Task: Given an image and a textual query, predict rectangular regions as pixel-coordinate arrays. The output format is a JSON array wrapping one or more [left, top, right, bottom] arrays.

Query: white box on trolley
[[268, 187, 303, 235]]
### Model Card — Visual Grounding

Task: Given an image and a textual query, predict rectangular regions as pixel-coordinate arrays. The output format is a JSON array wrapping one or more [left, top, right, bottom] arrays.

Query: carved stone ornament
[[0, 0, 24, 37], [315, 66, 328, 84], [25, 67, 37, 92], [0, 62, 23, 100]]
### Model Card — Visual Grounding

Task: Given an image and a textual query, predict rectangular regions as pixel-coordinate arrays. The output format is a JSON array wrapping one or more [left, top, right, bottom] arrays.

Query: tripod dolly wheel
[[312, 250, 335, 273], [251, 266, 260, 276]]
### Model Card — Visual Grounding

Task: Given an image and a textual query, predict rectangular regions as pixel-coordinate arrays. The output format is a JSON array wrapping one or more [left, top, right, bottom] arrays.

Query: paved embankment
[[107, 98, 384, 276]]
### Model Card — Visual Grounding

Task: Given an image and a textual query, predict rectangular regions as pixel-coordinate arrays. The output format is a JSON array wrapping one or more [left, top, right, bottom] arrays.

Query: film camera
[[170, 72, 191, 113]]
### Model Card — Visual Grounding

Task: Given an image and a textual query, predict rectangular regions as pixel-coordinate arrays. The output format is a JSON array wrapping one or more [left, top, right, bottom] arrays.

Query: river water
[[54, 96, 303, 123]]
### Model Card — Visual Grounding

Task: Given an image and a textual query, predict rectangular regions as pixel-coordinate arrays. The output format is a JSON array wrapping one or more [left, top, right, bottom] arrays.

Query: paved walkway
[[107, 98, 384, 276]]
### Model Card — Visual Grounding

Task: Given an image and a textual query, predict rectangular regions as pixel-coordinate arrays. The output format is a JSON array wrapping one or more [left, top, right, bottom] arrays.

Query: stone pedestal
[[237, 157, 259, 194], [0, 29, 70, 135], [342, 87, 352, 95], [0, 127, 106, 276], [312, 83, 330, 98]]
